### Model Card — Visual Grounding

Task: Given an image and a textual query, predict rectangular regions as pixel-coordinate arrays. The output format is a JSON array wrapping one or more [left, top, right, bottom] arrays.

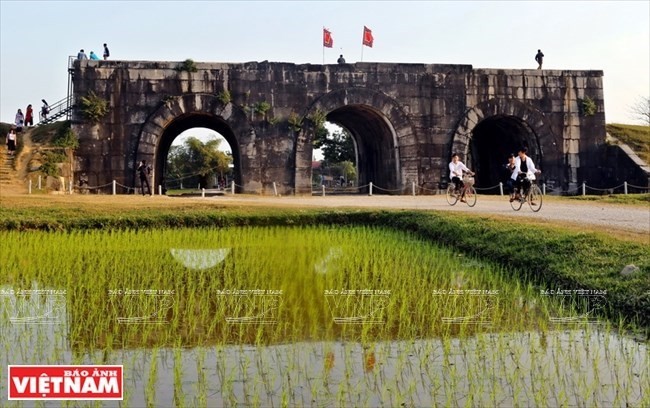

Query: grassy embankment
[[606, 123, 650, 164], [0, 201, 647, 331], [568, 193, 650, 205]]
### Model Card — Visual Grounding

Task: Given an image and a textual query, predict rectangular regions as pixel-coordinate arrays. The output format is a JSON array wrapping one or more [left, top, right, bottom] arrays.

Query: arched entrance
[[299, 88, 417, 193], [156, 115, 240, 191], [326, 105, 398, 190], [451, 99, 560, 193], [134, 93, 252, 193], [468, 115, 541, 190]]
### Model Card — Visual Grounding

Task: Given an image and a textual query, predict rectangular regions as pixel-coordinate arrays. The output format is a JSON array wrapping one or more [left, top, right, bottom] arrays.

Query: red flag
[[323, 28, 333, 48], [362, 26, 373, 47]]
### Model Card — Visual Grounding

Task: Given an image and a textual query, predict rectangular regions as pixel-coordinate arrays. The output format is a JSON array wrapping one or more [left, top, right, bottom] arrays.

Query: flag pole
[[360, 41, 364, 62], [322, 26, 325, 65]]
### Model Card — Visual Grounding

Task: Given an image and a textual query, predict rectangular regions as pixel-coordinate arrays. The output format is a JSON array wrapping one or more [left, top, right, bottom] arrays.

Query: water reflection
[[3, 332, 644, 407]]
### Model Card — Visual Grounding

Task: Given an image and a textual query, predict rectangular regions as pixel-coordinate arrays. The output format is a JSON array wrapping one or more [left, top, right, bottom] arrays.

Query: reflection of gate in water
[[324, 293, 389, 324]]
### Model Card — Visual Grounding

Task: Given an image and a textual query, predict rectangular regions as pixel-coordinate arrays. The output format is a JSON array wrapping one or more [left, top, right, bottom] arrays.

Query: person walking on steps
[[6, 127, 17, 156], [40, 99, 49, 122], [25, 104, 34, 127]]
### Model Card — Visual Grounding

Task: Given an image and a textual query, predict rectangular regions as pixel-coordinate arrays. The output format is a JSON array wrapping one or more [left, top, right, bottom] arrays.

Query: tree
[[339, 160, 357, 182], [629, 96, 650, 125], [320, 129, 356, 165], [165, 136, 232, 188]]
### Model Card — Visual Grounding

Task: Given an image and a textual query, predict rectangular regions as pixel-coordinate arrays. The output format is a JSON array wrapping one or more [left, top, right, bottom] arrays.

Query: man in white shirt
[[511, 147, 539, 203], [448, 153, 474, 202]]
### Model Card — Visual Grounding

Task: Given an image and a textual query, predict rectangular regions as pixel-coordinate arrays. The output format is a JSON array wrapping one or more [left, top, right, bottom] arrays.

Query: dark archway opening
[[154, 114, 240, 192], [323, 105, 399, 192], [468, 115, 541, 192]]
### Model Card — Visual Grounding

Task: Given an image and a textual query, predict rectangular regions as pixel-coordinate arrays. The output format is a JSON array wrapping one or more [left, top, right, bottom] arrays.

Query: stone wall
[[71, 60, 607, 194]]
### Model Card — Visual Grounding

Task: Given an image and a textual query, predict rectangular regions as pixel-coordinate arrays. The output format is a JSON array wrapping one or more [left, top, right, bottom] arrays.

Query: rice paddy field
[[1, 226, 648, 407]]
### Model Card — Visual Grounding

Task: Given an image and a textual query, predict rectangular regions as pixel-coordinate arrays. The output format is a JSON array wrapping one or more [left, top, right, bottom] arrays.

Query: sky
[[1, 0, 649, 132]]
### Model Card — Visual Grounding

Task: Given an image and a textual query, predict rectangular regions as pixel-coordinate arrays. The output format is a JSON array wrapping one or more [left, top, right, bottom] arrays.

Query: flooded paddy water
[[1, 227, 648, 407]]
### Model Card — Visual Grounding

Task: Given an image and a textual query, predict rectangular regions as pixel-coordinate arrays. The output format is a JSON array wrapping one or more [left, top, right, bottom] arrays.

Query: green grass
[[1, 225, 648, 406], [607, 123, 650, 163], [0, 208, 648, 329], [29, 120, 70, 144], [1, 226, 556, 349], [568, 193, 650, 205]]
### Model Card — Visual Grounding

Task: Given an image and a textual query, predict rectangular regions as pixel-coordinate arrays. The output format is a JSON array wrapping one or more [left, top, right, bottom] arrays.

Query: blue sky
[[1, 0, 648, 128]]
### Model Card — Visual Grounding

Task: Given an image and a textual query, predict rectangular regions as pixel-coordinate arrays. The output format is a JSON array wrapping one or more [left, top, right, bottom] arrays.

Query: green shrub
[[53, 123, 79, 149], [80, 91, 109, 123], [217, 90, 231, 104], [254, 101, 271, 115], [39, 151, 66, 176], [581, 96, 597, 116], [175, 59, 198, 73], [288, 112, 302, 132]]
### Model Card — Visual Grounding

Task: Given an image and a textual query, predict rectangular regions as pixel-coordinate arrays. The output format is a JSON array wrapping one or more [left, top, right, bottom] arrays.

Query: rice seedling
[[0, 226, 647, 406]]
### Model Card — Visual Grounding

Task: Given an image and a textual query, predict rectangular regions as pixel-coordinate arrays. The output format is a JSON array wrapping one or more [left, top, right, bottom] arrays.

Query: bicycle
[[446, 174, 477, 207], [510, 172, 543, 212]]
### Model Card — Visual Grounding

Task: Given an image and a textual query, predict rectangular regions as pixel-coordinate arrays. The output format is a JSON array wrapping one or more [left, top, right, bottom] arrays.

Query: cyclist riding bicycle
[[449, 153, 474, 203], [511, 147, 540, 204]]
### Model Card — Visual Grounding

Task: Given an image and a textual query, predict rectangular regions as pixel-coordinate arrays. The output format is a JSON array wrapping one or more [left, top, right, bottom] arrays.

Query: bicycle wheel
[[446, 185, 458, 205], [528, 185, 543, 212], [510, 193, 523, 211], [464, 186, 477, 207]]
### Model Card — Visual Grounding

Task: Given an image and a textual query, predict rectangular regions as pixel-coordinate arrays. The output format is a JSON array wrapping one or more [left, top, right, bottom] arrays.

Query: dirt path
[[208, 194, 650, 236]]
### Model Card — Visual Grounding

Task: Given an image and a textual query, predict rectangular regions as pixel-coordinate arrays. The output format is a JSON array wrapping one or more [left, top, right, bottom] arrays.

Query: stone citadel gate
[[71, 60, 608, 194]]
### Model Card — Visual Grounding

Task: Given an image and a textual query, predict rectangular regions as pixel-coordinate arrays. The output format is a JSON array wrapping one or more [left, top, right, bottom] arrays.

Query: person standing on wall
[[25, 104, 34, 127], [138, 160, 152, 196], [15, 109, 24, 132], [535, 49, 544, 69], [103, 43, 110, 60], [40, 99, 49, 121]]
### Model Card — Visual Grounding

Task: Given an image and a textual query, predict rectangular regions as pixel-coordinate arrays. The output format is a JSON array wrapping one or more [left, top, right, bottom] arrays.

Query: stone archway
[[451, 99, 562, 191], [296, 88, 417, 193], [134, 93, 254, 192]]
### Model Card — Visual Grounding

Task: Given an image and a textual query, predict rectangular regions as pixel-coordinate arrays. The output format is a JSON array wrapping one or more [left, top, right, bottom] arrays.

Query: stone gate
[[71, 60, 607, 194]]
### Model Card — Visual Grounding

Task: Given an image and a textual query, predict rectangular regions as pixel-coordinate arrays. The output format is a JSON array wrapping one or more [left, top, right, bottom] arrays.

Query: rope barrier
[[627, 183, 650, 190], [115, 182, 136, 192], [29, 174, 650, 196], [473, 183, 501, 191], [166, 171, 205, 182], [82, 182, 113, 190], [584, 183, 625, 192], [373, 185, 405, 193]]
